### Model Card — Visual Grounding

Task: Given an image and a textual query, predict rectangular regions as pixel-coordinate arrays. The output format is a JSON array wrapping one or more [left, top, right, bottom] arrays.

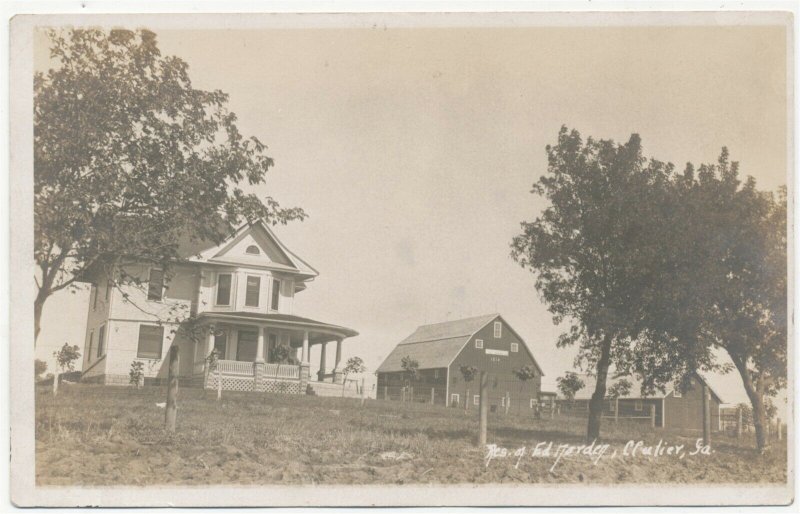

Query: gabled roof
[[558, 372, 723, 403], [376, 313, 543, 375]]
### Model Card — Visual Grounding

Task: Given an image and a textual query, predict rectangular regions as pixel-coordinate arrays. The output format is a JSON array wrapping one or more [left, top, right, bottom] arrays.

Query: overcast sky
[[35, 23, 788, 412]]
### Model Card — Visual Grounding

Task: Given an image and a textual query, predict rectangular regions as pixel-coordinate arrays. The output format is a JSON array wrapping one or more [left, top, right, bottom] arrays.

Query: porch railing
[[265, 363, 300, 379], [213, 360, 300, 380], [218, 360, 254, 376]]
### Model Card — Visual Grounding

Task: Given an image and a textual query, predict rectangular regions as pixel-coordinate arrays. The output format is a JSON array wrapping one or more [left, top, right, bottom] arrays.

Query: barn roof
[[376, 313, 544, 375], [558, 372, 723, 403]]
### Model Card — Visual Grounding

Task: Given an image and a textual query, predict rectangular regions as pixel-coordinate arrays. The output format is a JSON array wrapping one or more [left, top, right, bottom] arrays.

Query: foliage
[[400, 356, 419, 384], [607, 378, 632, 399], [556, 372, 585, 401], [513, 366, 537, 382], [343, 356, 366, 377], [35, 359, 48, 381], [53, 343, 81, 373], [129, 361, 145, 388], [459, 365, 479, 383], [33, 28, 306, 342], [269, 344, 298, 365]]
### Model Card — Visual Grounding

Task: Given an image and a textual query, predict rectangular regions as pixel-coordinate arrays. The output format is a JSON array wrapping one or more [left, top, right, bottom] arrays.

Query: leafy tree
[[53, 343, 81, 373], [400, 356, 419, 400], [341, 356, 366, 397], [556, 371, 585, 402], [34, 28, 305, 342], [512, 127, 673, 440], [606, 378, 632, 399], [459, 365, 478, 383], [35, 359, 48, 382]]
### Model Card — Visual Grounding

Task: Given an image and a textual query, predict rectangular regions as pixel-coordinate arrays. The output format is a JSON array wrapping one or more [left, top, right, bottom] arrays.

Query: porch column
[[333, 338, 344, 384], [254, 326, 266, 392], [204, 325, 215, 390], [299, 330, 311, 393], [317, 341, 328, 382]]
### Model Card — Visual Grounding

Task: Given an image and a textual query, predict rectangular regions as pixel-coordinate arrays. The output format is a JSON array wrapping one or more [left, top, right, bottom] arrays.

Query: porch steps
[[308, 380, 362, 398]]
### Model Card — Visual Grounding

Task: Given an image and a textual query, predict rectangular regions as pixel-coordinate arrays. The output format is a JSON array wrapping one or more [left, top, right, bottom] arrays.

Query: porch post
[[254, 326, 266, 392], [317, 341, 328, 382], [299, 330, 311, 393], [333, 338, 344, 384], [204, 325, 215, 390]]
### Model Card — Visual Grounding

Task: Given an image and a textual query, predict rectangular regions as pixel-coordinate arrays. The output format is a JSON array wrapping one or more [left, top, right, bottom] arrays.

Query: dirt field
[[35, 384, 787, 486]]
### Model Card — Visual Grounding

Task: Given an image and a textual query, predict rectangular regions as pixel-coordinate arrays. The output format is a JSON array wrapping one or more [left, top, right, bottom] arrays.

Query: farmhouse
[[78, 220, 358, 395], [376, 314, 544, 413], [556, 373, 723, 431]]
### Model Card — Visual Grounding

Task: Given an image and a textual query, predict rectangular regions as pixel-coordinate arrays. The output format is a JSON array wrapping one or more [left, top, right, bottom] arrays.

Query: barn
[[376, 314, 544, 413], [556, 373, 723, 431]]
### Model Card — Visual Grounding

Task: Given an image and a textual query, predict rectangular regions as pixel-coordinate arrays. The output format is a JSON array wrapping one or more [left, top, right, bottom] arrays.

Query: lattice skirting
[[262, 379, 301, 394], [204, 372, 301, 394]]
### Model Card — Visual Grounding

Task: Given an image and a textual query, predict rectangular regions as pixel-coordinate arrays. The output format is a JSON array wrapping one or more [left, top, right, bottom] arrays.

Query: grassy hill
[[35, 384, 786, 486]]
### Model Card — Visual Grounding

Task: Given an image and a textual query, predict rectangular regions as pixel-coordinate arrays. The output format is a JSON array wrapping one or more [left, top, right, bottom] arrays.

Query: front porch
[[191, 312, 358, 395]]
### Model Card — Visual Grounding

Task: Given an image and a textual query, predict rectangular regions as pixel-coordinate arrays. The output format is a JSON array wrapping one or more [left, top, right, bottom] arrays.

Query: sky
[[35, 23, 789, 414]]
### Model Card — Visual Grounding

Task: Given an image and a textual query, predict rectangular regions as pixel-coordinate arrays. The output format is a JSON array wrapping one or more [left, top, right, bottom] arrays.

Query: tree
[[34, 28, 305, 343], [512, 127, 674, 440], [53, 343, 81, 374], [341, 356, 366, 397], [606, 378, 632, 399], [556, 372, 585, 402], [459, 365, 478, 410], [35, 359, 48, 382], [400, 356, 419, 401]]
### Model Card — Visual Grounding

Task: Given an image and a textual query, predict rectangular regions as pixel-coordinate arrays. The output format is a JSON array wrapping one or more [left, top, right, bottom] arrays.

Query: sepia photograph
[[7, 7, 795, 507]]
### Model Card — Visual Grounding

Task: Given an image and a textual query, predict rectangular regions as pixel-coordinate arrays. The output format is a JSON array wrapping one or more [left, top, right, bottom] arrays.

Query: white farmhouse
[[79, 220, 358, 394]]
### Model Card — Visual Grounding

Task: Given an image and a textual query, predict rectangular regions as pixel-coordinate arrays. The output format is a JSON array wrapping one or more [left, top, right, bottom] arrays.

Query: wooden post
[[615, 398, 619, 423], [737, 407, 743, 438], [478, 371, 488, 446], [551, 400, 555, 419], [410, 386, 414, 403], [777, 418, 782, 441], [465, 388, 470, 412], [165, 346, 179, 432], [217, 365, 222, 401], [430, 387, 435, 405], [504, 392, 510, 415], [402, 387, 406, 403], [361, 377, 367, 407], [384, 385, 388, 401], [702, 383, 710, 446], [52, 371, 59, 396], [650, 404, 656, 428]]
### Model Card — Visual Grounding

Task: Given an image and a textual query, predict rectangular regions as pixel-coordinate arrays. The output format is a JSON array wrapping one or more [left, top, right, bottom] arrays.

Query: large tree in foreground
[[512, 127, 674, 441], [34, 29, 305, 342]]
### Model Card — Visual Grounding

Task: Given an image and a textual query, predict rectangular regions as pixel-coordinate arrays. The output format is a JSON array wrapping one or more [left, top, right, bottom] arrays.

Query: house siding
[[447, 319, 541, 414]]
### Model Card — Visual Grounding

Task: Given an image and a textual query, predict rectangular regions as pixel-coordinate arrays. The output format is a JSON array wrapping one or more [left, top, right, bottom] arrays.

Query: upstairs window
[[137, 324, 164, 359], [271, 279, 281, 310], [147, 268, 164, 301], [494, 321, 502, 338], [216, 273, 232, 306], [510, 342, 519, 353], [245, 276, 261, 307], [97, 324, 106, 359], [92, 285, 98, 311], [245, 245, 260, 255], [475, 339, 484, 349], [87, 331, 94, 363]]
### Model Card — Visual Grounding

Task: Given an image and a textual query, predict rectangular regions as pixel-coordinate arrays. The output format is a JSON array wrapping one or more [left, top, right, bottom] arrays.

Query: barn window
[[494, 322, 502, 338], [673, 389, 682, 398], [246, 245, 260, 255], [473, 395, 480, 406], [530, 398, 538, 409], [434, 369, 439, 379], [501, 396, 506, 407], [635, 400, 643, 411], [608, 400, 616, 412], [475, 339, 483, 349], [450, 394, 459, 406], [510, 343, 518, 353]]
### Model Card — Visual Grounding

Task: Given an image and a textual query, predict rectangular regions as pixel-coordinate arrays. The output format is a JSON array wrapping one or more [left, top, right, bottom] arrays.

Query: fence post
[[384, 385, 388, 400], [361, 377, 367, 407], [737, 407, 743, 438], [402, 387, 406, 403], [504, 392, 510, 415], [551, 400, 555, 419], [465, 388, 470, 412], [650, 404, 656, 428], [777, 418, 782, 441], [52, 371, 59, 396], [702, 383, 711, 446], [615, 398, 619, 423], [217, 365, 222, 401], [431, 387, 435, 405], [165, 346, 179, 432], [410, 386, 414, 403], [478, 371, 488, 446]]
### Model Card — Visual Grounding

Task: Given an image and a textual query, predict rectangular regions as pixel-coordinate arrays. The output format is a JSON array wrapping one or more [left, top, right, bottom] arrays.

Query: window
[[501, 396, 506, 407], [475, 339, 484, 349], [213, 333, 227, 359], [147, 269, 164, 301], [92, 285, 98, 311], [237, 330, 258, 362], [473, 395, 480, 406], [245, 276, 261, 307], [216, 273, 232, 306], [97, 324, 106, 358], [271, 279, 281, 310], [510, 342, 518, 353], [673, 389, 682, 398], [635, 400, 643, 412], [530, 398, 538, 409], [87, 332, 94, 362], [494, 321, 502, 338], [609, 400, 616, 412], [136, 325, 163, 359], [450, 394, 460, 406], [434, 369, 439, 379], [245, 245, 260, 255], [105, 278, 112, 300]]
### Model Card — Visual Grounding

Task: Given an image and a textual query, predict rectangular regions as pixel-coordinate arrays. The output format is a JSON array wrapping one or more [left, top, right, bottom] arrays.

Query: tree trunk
[[587, 335, 612, 441], [34, 292, 46, 345], [735, 357, 768, 452]]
